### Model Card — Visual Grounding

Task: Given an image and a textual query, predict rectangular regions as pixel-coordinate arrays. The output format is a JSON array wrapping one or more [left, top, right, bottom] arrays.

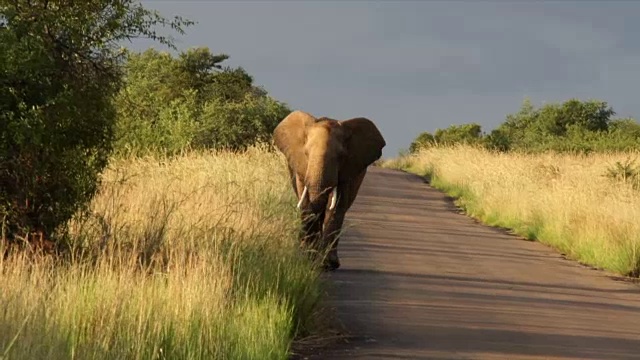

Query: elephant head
[[273, 110, 386, 270]]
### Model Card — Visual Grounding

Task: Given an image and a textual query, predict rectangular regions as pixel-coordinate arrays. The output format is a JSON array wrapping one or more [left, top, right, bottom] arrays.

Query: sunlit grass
[[384, 145, 640, 277], [0, 145, 325, 359]]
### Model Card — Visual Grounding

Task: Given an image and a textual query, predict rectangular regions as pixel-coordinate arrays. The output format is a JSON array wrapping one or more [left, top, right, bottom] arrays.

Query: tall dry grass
[[384, 145, 640, 277], [0, 145, 324, 359]]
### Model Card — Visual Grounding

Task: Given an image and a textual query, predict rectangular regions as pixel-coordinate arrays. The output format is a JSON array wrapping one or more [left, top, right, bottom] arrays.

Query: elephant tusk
[[329, 187, 338, 210], [297, 186, 308, 209]]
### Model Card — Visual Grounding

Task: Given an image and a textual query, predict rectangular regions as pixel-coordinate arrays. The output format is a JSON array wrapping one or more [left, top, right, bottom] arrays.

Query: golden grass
[[383, 145, 640, 276], [0, 145, 324, 359]]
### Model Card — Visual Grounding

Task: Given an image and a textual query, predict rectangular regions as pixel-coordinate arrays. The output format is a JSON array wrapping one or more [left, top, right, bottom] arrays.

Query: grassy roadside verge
[[0, 146, 326, 359], [382, 145, 640, 278]]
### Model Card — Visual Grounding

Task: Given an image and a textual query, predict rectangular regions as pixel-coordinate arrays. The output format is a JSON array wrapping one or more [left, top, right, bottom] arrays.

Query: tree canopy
[[113, 47, 290, 156], [0, 0, 192, 244]]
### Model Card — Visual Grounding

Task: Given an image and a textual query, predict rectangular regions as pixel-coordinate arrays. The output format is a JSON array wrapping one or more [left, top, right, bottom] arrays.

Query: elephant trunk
[[301, 154, 339, 213]]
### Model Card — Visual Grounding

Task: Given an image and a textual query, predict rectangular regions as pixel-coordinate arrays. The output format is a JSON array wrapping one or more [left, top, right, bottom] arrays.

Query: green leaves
[[0, 0, 190, 243], [113, 47, 291, 157], [409, 123, 483, 153], [409, 97, 640, 154]]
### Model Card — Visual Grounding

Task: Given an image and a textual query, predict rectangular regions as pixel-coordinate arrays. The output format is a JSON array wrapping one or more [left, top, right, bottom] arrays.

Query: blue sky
[[135, 0, 640, 156]]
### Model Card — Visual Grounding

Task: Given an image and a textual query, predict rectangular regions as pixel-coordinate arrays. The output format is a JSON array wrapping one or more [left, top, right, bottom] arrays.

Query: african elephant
[[273, 110, 386, 271]]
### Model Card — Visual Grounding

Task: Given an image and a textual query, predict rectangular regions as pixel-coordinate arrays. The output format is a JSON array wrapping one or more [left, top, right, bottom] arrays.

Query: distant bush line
[[408, 98, 640, 155]]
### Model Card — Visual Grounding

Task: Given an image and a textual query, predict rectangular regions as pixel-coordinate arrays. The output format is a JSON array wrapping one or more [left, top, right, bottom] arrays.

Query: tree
[[483, 128, 512, 152], [113, 46, 291, 156], [196, 93, 291, 151], [433, 123, 483, 145], [490, 98, 620, 152], [0, 0, 191, 246], [609, 118, 640, 137], [409, 131, 435, 153], [556, 99, 614, 134], [494, 97, 537, 147], [176, 47, 255, 103]]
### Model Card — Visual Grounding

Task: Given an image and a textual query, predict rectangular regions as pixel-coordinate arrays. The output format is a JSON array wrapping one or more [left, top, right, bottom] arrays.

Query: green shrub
[[113, 47, 290, 157], [195, 93, 290, 151], [409, 132, 435, 153], [0, 1, 190, 244], [408, 97, 640, 156], [408, 123, 482, 154]]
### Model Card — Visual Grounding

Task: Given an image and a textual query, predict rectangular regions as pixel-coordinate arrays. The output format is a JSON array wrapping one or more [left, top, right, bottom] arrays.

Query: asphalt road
[[305, 167, 640, 360]]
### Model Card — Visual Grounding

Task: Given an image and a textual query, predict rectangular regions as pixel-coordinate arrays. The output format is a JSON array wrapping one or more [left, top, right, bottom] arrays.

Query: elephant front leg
[[321, 207, 346, 271], [299, 209, 325, 263], [320, 171, 367, 271], [296, 175, 324, 248]]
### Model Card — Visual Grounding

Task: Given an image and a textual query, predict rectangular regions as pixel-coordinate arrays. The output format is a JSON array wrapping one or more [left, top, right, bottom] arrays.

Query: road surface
[[303, 167, 640, 360]]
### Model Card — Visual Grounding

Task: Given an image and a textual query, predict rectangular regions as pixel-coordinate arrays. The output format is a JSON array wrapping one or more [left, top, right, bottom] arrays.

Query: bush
[[113, 47, 290, 157], [605, 158, 640, 190], [0, 1, 190, 244], [409, 123, 482, 153], [195, 94, 290, 151], [408, 97, 640, 155]]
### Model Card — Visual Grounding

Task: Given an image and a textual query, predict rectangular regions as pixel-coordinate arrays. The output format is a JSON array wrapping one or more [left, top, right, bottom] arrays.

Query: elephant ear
[[273, 110, 317, 177], [340, 117, 386, 178]]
